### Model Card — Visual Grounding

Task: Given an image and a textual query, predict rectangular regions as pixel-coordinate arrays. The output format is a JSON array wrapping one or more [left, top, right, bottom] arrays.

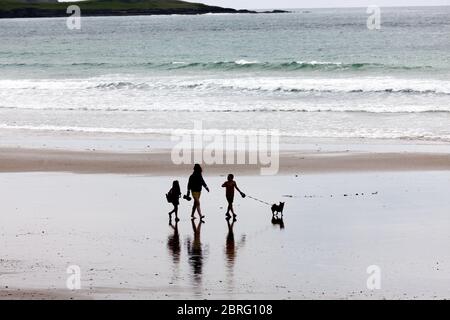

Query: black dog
[[271, 202, 285, 216]]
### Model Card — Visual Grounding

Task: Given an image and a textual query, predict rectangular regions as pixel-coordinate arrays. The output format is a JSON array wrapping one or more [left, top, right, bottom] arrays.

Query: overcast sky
[[201, 0, 450, 9]]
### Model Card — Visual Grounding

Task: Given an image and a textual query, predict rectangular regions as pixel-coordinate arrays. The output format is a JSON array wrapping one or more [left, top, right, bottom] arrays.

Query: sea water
[[0, 7, 449, 143]]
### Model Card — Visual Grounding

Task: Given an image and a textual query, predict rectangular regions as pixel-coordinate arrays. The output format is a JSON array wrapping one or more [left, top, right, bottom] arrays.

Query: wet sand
[[1, 147, 450, 174], [1, 171, 449, 299], [1, 137, 450, 299]]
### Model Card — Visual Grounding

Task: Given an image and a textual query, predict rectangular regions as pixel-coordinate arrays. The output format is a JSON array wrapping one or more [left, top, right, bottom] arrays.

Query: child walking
[[222, 174, 245, 219], [167, 180, 181, 222]]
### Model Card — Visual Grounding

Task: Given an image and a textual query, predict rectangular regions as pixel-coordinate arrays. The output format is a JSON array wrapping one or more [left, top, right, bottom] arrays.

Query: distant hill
[[0, 0, 287, 18], [8, 0, 59, 3]]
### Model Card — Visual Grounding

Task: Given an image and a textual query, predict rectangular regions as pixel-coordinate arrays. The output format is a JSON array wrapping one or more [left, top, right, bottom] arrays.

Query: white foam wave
[[0, 124, 448, 142], [1, 76, 449, 95]]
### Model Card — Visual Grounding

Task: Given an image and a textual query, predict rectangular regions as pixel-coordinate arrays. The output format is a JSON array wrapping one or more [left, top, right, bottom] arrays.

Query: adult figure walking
[[186, 164, 209, 220]]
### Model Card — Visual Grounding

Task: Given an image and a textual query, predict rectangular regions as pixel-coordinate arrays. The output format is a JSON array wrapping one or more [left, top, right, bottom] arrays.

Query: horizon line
[[56, 1, 450, 9], [240, 5, 450, 10]]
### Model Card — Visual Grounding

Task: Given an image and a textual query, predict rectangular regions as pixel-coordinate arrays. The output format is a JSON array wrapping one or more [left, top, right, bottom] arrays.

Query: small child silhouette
[[167, 180, 181, 222], [222, 174, 245, 219]]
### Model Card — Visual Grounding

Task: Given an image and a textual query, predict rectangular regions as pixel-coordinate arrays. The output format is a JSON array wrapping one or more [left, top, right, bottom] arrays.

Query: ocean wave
[[274, 88, 450, 95], [0, 60, 434, 72], [2, 76, 450, 100], [159, 60, 433, 72], [88, 79, 450, 95], [0, 124, 448, 143], [1, 104, 449, 114], [93, 81, 149, 90], [0, 124, 174, 135]]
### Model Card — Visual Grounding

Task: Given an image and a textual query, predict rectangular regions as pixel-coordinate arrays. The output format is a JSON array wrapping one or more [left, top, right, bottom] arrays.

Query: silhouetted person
[[187, 219, 204, 288], [222, 174, 245, 219], [167, 180, 181, 222], [167, 220, 180, 265], [186, 164, 209, 220]]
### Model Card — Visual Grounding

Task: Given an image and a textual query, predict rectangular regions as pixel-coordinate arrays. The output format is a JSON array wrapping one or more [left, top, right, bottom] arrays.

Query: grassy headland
[[0, 0, 282, 18]]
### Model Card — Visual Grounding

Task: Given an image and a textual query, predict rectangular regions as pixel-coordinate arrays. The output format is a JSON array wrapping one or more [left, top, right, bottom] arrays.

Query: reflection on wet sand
[[187, 219, 204, 290], [225, 217, 246, 292], [167, 220, 181, 281], [167, 220, 180, 263], [225, 218, 236, 268], [166, 211, 282, 295]]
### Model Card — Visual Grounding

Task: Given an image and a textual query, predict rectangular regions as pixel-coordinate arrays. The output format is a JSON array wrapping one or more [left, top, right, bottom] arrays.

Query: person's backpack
[[166, 189, 173, 203]]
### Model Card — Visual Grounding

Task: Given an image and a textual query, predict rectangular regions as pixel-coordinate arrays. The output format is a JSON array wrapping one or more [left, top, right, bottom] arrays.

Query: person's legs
[[169, 205, 175, 218], [226, 202, 231, 216], [192, 192, 203, 219], [230, 203, 236, 216], [191, 201, 197, 218], [196, 200, 203, 218], [174, 204, 179, 221], [227, 195, 235, 217], [192, 192, 204, 219]]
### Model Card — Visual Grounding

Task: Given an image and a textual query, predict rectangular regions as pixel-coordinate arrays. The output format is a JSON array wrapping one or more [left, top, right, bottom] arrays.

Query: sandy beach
[[1, 147, 450, 174], [1, 142, 449, 300]]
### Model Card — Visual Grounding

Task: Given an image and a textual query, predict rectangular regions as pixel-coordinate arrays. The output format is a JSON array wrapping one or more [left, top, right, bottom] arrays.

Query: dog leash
[[246, 195, 272, 206]]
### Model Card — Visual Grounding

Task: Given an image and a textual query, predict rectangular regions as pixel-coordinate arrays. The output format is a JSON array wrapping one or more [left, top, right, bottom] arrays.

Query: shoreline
[[1, 147, 450, 175]]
